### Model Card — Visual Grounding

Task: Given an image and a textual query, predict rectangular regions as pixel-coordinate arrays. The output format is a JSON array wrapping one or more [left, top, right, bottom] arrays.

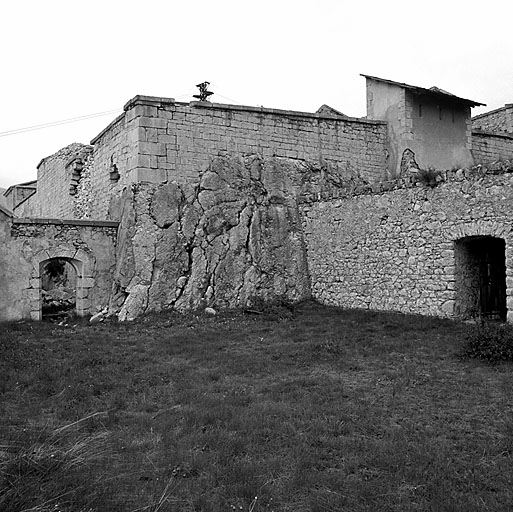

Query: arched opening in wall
[[41, 258, 78, 321], [454, 236, 507, 321]]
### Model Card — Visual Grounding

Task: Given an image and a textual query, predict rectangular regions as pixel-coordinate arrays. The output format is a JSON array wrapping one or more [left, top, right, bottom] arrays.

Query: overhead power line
[[0, 86, 247, 140], [0, 109, 122, 138]]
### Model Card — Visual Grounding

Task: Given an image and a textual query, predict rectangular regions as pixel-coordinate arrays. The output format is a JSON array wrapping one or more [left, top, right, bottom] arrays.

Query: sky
[[1, 0, 512, 189]]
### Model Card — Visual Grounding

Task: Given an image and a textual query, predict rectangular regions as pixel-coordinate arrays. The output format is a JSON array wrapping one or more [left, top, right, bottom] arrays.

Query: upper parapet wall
[[472, 104, 513, 134], [100, 94, 388, 187]]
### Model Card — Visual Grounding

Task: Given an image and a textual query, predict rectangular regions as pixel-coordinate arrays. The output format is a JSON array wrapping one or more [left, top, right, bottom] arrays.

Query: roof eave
[[361, 74, 485, 108]]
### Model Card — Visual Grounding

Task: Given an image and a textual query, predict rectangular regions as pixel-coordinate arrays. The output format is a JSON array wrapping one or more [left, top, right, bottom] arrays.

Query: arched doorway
[[454, 236, 507, 321], [41, 258, 78, 321]]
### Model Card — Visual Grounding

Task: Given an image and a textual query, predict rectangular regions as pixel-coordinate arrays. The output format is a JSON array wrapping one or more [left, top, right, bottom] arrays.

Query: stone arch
[[28, 247, 96, 320], [443, 221, 512, 322]]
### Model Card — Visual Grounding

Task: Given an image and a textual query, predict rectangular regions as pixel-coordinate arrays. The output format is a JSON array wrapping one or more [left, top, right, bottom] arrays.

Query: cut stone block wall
[[0, 217, 118, 321], [471, 131, 513, 164], [302, 172, 513, 321], [116, 97, 388, 186]]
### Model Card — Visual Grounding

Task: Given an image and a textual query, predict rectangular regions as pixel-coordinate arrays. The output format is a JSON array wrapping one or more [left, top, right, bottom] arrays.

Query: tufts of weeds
[[462, 322, 513, 362], [416, 166, 442, 188], [0, 416, 122, 512]]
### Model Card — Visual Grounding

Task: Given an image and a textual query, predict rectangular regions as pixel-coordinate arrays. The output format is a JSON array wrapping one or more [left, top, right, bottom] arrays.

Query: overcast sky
[[1, 0, 511, 189]]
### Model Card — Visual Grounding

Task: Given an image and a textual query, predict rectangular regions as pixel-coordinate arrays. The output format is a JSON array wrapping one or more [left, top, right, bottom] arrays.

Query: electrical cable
[[0, 109, 122, 138], [0, 86, 248, 140]]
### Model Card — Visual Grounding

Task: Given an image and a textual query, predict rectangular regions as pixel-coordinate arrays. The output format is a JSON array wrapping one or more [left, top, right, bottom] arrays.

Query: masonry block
[[30, 310, 42, 321], [139, 142, 166, 156], [139, 117, 167, 129], [133, 168, 168, 183]]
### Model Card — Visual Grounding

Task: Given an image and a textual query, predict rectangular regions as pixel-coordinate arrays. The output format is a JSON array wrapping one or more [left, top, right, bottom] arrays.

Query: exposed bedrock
[[113, 155, 312, 320]]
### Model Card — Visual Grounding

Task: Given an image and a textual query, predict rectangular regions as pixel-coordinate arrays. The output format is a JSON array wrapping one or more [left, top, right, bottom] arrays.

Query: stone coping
[[299, 161, 513, 204], [472, 103, 513, 120], [121, 94, 387, 126], [12, 217, 119, 227], [472, 129, 513, 140], [90, 112, 125, 145]]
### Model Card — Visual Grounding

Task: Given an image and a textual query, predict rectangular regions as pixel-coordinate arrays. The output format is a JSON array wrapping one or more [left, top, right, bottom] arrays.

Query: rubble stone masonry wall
[[472, 105, 513, 134], [302, 171, 513, 321]]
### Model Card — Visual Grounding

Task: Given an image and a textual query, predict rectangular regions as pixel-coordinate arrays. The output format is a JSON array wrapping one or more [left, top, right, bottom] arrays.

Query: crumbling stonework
[[19, 143, 93, 218]]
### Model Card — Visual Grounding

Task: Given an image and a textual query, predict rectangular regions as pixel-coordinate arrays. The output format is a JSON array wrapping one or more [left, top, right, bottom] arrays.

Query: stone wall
[[27, 98, 387, 223], [21, 144, 93, 218], [119, 96, 388, 186], [302, 170, 513, 321], [471, 130, 513, 164], [82, 113, 141, 219], [0, 216, 118, 321], [472, 104, 513, 134]]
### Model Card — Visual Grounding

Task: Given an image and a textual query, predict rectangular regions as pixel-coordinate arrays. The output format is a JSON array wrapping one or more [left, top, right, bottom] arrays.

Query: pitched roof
[[316, 104, 348, 118], [361, 74, 485, 107], [3, 180, 37, 197]]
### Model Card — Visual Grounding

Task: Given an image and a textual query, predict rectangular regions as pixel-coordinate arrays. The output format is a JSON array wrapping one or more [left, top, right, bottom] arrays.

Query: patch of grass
[[1, 303, 513, 510], [462, 321, 513, 362]]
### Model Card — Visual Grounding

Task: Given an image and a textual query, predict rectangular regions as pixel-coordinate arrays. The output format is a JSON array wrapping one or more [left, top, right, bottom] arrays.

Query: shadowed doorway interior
[[41, 258, 77, 321], [454, 236, 506, 321]]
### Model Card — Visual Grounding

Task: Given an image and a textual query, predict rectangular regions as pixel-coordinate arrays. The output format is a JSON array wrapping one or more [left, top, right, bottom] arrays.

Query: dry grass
[[1, 301, 513, 511]]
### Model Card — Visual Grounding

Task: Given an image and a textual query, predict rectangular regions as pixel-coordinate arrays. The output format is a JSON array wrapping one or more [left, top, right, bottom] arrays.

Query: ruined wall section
[[25, 143, 93, 218], [302, 170, 513, 321], [122, 96, 388, 187], [472, 130, 513, 164], [0, 218, 118, 321]]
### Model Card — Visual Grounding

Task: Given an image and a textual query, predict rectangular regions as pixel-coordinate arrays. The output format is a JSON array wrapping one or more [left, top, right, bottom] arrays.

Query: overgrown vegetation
[[1, 302, 513, 511], [416, 166, 442, 188]]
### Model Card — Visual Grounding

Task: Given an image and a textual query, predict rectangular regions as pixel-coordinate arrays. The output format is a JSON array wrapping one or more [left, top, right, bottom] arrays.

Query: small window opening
[[452, 109, 455, 123], [110, 155, 120, 182], [438, 105, 443, 121], [418, 104, 422, 117]]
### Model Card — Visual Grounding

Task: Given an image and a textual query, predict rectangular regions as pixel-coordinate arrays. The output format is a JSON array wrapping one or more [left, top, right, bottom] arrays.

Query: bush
[[416, 166, 442, 188], [462, 322, 513, 362]]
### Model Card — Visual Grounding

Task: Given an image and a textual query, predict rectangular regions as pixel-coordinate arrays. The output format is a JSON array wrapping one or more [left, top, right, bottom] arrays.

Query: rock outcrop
[[111, 155, 313, 320]]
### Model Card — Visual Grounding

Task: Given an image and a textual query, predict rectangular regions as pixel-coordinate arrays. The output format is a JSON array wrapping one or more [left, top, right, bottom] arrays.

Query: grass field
[[1, 301, 513, 511]]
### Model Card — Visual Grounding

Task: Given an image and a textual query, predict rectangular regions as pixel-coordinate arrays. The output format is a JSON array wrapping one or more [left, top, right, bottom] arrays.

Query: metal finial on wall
[[193, 81, 214, 102]]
